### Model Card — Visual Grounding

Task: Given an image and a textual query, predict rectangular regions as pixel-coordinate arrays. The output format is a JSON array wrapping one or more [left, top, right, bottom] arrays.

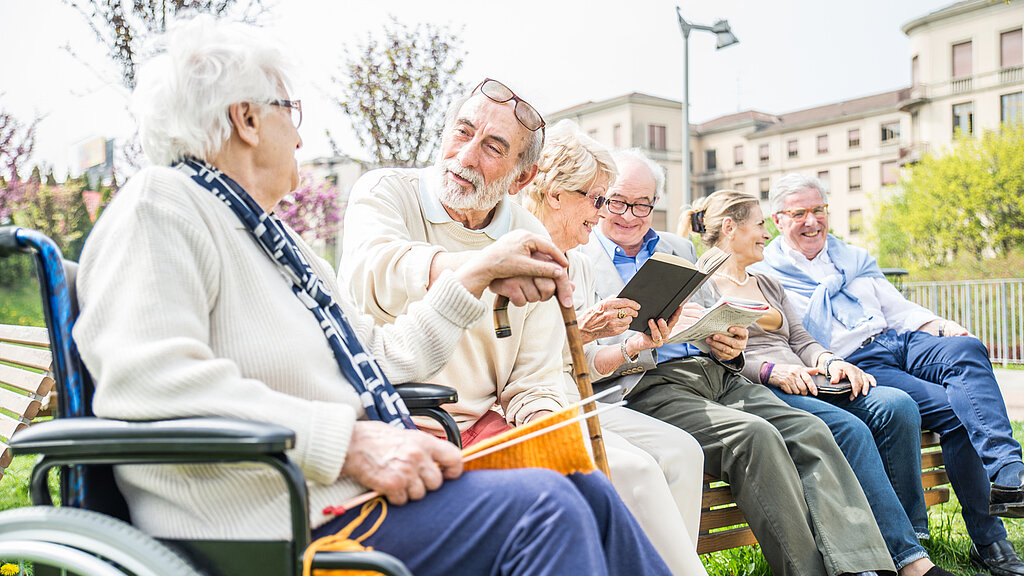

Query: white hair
[[611, 148, 665, 201], [768, 173, 829, 214], [132, 15, 294, 166]]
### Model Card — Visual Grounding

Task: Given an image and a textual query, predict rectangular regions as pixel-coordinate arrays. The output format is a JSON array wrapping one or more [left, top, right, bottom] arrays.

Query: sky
[[0, 0, 956, 176]]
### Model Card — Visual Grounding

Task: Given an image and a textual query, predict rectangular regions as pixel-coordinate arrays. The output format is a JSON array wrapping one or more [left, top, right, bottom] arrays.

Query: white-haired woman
[[682, 190, 953, 576], [522, 119, 708, 576], [73, 16, 672, 576]]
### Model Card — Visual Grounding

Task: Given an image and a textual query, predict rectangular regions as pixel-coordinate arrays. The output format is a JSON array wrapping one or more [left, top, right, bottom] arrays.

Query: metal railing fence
[[905, 278, 1024, 366]]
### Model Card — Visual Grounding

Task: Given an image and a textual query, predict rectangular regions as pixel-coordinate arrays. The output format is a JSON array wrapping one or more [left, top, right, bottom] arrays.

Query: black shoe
[[970, 539, 1024, 576], [990, 482, 1024, 518]]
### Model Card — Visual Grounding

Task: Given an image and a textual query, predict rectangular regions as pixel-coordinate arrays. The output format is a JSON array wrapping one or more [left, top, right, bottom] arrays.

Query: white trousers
[[598, 405, 707, 576]]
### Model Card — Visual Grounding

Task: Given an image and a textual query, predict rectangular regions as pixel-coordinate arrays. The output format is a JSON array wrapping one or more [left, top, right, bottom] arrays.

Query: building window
[[733, 181, 745, 192], [1002, 29, 1022, 69], [881, 161, 899, 186], [911, 55, 920, 87], [1002, 92, 1023, 126], [880, 121, 900, 144], [848, 128, 861, 149], [817, 170, 830, 191], [759, 177, 770, 200], [703, 184, 716, 198], [849, 166, 862, 191], [787, 139, 798, 158], [816, 134, 829, 154], [613, 124, 622, 147], [648, 124, 667, 150], [758, 144, 769, 165], [733, 145, 744, 167], [587, 129, 599, 140], [849, 209, 863, 234], [952, 41, 972, 78], [952, 101, 974, 136], [705, 149, 717, 172]]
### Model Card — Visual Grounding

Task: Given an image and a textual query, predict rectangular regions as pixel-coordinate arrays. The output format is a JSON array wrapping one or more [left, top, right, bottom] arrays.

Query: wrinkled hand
[[629, 306, 683, 352], [770, 363, 820, 396], [828, 360, 876, 399], [707, 325, 748, 362], [457, 230, 573, 308], [341, 421, 463, 506], [579, 298, 641, 344], [919, 318, 972, 338]]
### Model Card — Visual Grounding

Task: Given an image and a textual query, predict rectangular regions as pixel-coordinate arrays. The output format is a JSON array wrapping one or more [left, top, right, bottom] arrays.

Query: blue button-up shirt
[[593, 228, 701, 362]]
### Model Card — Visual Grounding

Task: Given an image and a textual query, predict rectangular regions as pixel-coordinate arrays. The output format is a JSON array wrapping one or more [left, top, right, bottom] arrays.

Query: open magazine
[[664, 296, 769, 352]]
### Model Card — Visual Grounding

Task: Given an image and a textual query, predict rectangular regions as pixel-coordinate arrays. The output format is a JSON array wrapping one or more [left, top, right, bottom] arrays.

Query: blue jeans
[[771, 385, 928, 569], [313, 469, 670, 576], [848, 329, 1023, 547]]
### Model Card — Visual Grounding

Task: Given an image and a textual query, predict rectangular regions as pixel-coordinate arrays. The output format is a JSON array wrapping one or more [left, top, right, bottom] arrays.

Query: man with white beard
[[340, 79, 712, 575]]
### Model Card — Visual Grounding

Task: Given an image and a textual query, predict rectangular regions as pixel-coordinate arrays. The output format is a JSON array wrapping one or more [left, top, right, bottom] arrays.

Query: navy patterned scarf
[[176, 157, 415, 429]]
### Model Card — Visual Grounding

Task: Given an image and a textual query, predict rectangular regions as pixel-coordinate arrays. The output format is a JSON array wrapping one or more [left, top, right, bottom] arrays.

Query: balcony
[[1001, 66, 1023, 85], [898, 142, 929, 166], [951, 77, 973, 94]]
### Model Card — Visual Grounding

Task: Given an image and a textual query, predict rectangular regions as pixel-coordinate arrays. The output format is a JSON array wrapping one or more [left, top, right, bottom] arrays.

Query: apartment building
[[547, 0, 1024, 244]]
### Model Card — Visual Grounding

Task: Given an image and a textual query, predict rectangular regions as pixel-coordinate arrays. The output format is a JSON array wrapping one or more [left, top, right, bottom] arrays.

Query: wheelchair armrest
[[9, 417, 295, 459], [312, 550, 413, 576], [394, 382, 457, 409]]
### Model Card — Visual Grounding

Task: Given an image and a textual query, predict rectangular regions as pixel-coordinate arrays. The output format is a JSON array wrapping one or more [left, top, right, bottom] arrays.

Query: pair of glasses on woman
[[269, 99, 302, 129], [473, 79, 545, 133], [571, 191, 655, 218]]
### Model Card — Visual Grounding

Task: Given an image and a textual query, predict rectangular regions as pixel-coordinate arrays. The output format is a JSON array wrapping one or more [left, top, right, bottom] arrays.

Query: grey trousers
[[626, 356, 894, 576]]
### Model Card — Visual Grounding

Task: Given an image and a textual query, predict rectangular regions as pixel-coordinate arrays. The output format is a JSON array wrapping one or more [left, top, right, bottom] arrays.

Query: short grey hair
[[611, 148, 665, 201], [442, 89, 544, 178], [768, 173, 829, 214], [132, 15, 294, 166]]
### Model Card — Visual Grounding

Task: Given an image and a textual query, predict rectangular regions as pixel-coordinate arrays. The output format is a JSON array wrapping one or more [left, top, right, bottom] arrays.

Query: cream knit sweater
[[74, 166, 486, 539], [341, 168, 568, 432]]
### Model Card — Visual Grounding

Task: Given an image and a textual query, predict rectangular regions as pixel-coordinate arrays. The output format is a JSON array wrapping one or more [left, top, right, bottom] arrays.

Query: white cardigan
[[74, 166, 486, 539]]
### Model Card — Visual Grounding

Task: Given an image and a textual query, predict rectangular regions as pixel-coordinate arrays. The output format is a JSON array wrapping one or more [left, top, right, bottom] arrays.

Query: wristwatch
[[823, 356, 844, 379]]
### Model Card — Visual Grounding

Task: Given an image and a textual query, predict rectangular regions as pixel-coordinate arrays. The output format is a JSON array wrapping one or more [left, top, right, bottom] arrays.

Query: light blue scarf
[[750, 235, 883, 348]]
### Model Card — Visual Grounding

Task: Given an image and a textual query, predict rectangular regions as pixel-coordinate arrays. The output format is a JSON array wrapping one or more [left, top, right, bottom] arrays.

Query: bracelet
[[621, 339, 638, 363], [759, 362, 775, 385], [823, 356, 843, 379]]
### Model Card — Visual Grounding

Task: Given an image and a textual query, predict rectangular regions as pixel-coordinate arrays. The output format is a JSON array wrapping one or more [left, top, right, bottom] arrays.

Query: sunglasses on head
[[473, 78, 545, 133]]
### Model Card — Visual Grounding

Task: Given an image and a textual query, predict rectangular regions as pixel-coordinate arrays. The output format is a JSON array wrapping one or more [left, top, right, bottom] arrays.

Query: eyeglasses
[[573, 190, 609, 210], [777, 204, 829, 222], [473, 78, 545, 133], [269, 99, 302, 129], [606, 198, 654, 218]]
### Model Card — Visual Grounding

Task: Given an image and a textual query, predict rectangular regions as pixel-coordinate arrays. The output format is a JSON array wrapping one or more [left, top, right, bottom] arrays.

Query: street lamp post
[[676, 8, 738, 217]]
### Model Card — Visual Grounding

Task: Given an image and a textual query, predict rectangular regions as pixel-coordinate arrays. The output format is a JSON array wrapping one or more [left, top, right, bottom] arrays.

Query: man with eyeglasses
[[753, 173, 1024, 576], [581, 150, 895, 576]]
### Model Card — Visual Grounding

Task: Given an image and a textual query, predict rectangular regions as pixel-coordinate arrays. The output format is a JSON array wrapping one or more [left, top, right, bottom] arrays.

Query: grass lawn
[[0, 280, 43, 327]]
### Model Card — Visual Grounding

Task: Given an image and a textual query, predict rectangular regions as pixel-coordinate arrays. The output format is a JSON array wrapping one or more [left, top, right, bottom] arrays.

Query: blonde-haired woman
[[682, 190, 953, 576], [522, 119, 708, 575]]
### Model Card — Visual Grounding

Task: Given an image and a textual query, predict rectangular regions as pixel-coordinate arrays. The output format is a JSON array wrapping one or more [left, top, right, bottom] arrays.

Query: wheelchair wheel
[[0, 506, 202, 576]]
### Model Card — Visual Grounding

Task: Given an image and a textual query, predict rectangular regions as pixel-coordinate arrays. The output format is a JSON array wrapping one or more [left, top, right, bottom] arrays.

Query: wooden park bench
[[696, 431, 950, 554], [0, 324, 54, 480]]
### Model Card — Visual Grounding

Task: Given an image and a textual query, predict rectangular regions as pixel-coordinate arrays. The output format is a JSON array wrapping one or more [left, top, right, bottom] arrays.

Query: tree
[[0, 104, 40, 223], [331, 18, 466, 167], [873, 125, 1024, 268], [64, 0, 267, 89], [277, 172, 342, 245]]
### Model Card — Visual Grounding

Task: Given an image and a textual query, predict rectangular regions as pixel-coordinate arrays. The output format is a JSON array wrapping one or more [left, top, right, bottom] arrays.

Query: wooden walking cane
[[493, 294, 612, 478]]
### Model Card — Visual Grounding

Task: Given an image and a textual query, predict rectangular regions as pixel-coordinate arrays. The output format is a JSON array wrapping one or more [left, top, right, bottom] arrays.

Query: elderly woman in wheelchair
[[0, 15, 671, 576]]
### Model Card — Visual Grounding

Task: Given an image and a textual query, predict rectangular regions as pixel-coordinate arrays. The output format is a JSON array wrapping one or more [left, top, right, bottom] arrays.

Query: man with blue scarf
[[754, 173, 1024, 576]]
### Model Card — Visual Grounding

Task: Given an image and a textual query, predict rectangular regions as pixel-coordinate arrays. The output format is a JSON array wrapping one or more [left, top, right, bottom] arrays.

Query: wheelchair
[[0, 226, 463, 576]]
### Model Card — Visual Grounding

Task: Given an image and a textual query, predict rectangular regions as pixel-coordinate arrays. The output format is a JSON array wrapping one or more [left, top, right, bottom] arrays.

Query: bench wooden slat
[[0, 385, 40, 421], [702, 486, 737, 509], [0, 411, 27, 442], [0, 364, 53, 396], [921, 451, 944, 469], [0, 441, 11, 477], [700, 506, 749, 532], [0, 342, 52, 371], [922, 469, 949, 490], [924, 487, 950, 507], [696, 526, 758, 555], [921, 431, 941, 447], [0, 325, 48, 347]]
